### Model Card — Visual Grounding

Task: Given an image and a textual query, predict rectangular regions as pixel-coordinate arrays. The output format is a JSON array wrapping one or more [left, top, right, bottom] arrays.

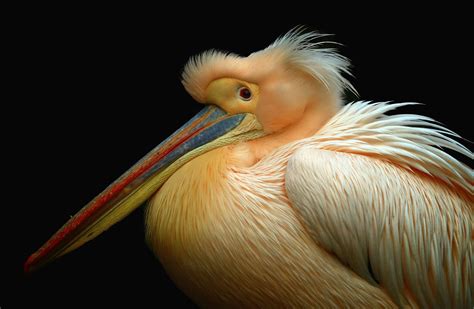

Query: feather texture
[[314, 101, 472, 193], [147, 101, 472, 307], [283, 101, 473, 307]]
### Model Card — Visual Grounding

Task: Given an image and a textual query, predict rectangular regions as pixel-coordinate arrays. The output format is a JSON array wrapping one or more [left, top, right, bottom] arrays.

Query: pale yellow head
[[183, 29, 356, 140]]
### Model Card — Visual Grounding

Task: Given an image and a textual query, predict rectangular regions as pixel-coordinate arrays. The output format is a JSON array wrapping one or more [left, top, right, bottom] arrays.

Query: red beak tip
[[24, 254, 36, 273]]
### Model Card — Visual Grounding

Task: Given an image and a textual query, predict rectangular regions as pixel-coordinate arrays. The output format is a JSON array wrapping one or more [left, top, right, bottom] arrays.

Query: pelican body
[[26, 29, 473, 308]]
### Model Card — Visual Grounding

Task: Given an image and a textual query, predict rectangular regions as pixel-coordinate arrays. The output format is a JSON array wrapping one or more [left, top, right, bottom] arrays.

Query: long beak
[[25, 105, 262, 272]]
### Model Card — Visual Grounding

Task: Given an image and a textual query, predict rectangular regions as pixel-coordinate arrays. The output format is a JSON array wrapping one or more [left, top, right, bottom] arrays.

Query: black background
[[5, 5, 471, 309]]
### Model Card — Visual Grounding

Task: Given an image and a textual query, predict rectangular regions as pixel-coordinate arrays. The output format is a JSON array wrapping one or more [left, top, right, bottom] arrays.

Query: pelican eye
[[237, 87, 252, 101]]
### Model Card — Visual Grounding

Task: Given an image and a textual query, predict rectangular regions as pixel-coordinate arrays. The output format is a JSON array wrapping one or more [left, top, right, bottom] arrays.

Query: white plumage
[[26, 27, 473, 308], [150, 29, 474, 307], [285, 101, 472, 307]]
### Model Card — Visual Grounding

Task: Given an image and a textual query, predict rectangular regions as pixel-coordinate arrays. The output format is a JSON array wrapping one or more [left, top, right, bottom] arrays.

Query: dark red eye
[[237, 87, 252, 101]]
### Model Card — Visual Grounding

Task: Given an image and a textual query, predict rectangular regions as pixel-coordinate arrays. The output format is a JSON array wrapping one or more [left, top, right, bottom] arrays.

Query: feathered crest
[[182, 51, 243, 102], [264, 28, 356, 96], [182, 27, 356, 103]]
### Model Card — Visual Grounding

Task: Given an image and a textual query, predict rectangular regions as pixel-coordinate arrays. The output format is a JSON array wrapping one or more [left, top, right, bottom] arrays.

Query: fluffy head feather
[[182, 28, 355, 103]]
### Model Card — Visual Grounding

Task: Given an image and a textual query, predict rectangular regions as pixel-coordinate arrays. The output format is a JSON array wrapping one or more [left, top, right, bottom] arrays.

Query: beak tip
[[24, 252, 39, 273], [24, 256, 33, 273], [23, 256, 31, 274]]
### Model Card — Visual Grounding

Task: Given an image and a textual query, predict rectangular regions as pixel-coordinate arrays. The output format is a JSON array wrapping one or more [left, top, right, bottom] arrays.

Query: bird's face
[[204, 69, 321, 135], [206, 78, 259, 115]]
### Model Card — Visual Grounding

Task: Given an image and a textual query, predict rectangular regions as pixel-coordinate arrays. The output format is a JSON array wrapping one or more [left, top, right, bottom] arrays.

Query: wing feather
[[286, 147, 472, 307]]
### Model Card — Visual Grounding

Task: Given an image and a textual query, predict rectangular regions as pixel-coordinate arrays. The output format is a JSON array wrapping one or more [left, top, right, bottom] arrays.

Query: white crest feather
[[261, 27, 357, 96], [182, 50, 242, 102], [182, 28, 355, 102]]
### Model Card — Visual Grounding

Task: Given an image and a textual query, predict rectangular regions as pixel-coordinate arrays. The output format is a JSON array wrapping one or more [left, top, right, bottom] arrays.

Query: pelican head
[[25, 28, 353, 272]]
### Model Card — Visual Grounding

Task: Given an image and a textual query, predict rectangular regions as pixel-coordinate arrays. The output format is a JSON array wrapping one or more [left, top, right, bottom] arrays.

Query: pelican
[[25, 29, 472, 308]]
